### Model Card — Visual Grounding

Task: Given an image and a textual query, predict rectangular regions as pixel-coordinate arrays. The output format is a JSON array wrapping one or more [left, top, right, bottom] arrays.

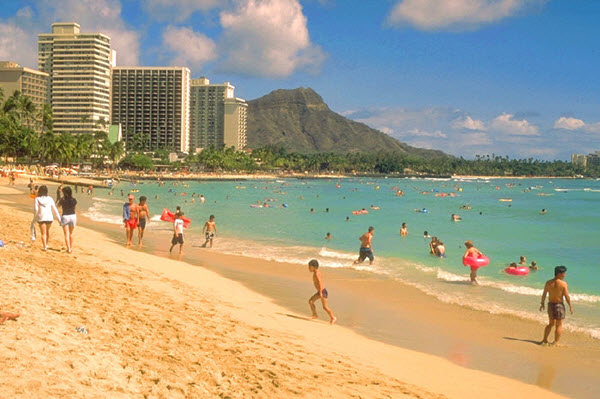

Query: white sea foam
[[82, 209, 123, 225]]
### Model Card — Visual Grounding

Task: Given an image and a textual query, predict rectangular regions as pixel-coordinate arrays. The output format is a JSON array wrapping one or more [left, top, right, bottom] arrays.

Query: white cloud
[[553, 116, 600, 134], [553, 116, 585, 130], [43, 0, 141, 66], [406, 128, 447, 138], [451, 115, 486, 131], [387, 0, 546, 31], [0, 21, 37, 68], [162, 26, 217, 70], [143, 0, 222, 22], [218, 0, 326, 78], [0, 1, 141, 68], [490, 113, 539, 136]]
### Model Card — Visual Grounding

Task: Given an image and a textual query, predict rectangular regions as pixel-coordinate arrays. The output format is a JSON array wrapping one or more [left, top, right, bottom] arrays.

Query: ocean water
[[84, 177, 600, 339]]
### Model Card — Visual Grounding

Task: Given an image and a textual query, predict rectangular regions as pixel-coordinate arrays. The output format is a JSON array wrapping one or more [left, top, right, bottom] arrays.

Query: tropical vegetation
[[0, 89, 597, 177]]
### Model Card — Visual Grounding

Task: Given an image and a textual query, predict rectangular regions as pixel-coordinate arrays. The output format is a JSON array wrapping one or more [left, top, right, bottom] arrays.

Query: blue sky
[[1, 0, 599, 160]]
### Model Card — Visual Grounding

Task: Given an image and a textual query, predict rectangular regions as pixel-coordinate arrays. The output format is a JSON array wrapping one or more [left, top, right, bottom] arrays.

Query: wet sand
[[2, 180, 596, 398]]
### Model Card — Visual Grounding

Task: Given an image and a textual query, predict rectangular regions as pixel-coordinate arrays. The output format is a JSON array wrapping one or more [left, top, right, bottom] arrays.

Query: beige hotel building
[[111, 67, 190, 153], [38, 22, 114, 135], [190, 77, 247, 152]]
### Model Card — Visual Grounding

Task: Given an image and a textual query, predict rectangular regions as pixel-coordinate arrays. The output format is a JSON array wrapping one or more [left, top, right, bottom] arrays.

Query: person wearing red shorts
[[123, 194, 139, 247]]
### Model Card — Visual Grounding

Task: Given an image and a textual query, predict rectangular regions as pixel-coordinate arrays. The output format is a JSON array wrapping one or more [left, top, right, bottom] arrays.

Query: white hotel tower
[[38, 22, 115, 135]]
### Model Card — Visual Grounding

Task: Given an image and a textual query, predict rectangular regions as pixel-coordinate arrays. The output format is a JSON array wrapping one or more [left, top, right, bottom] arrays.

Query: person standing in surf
[[463, 240, 483, 284], [354, 226, 375, 265], [540, 265, 573, 346]]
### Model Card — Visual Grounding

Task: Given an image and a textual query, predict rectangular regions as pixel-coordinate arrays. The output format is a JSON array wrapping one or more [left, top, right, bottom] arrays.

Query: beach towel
[[122, 203, 130, 220]]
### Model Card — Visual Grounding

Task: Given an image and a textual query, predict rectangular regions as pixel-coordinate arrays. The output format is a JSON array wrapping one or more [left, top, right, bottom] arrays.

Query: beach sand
[[0, 180, 588, 398]]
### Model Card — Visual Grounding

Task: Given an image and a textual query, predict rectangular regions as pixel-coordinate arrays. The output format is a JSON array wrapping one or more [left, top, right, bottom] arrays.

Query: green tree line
[[0, 89, 124, 168], [1, 89, 597, 177], [184, 145, 595, 177]]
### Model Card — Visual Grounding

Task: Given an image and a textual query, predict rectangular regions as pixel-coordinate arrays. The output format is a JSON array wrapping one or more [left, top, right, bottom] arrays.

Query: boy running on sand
[[201, 215, 217, 248], [540, 265, 573, 346], [0, 311, 20, 324], [308, 259, 336, 325], [169, 212, 185, 254]]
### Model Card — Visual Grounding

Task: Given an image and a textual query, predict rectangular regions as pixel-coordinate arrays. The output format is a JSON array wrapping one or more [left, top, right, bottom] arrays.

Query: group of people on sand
[[31, 183, 78, 253], [122, 194, 150, 248], [122, 193, 218, 255], [12, 179, 576, 346]]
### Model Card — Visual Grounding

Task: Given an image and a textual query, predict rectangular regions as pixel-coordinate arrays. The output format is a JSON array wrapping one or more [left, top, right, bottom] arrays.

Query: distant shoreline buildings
[[0, 22, 247, 154], [571, 151, 600, 169]]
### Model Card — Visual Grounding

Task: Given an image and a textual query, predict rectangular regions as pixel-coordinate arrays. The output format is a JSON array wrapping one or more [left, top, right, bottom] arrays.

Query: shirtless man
[[201, 215, 217, 248], [540, 265, 573, 346], [123, 194, 138, 247], [308, 259, 336, 324], [353, 226, 374, 265], [137, 196, 150, 248]]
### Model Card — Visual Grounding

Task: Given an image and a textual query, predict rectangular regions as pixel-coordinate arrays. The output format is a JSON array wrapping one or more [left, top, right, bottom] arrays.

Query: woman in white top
[[34, 185, 61, 251]]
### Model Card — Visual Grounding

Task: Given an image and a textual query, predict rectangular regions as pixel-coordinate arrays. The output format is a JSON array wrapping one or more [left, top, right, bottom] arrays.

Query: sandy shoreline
[[1, 180, 595, 398]]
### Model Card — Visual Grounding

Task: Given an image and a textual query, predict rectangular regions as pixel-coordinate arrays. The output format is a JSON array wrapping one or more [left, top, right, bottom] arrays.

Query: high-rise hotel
[[38, 22, 114, 135], [190, 78, 247, 152], [111, 67, 190, 153]]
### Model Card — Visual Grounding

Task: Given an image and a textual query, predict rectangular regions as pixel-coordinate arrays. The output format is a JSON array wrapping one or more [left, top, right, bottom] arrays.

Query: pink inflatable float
[[462, 254, 490, 268], [505, 266, 530, 276]]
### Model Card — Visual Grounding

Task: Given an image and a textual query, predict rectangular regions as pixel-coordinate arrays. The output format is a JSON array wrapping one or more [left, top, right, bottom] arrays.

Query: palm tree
[[37, 103, 53, 133], [108, 140, 125, 169]]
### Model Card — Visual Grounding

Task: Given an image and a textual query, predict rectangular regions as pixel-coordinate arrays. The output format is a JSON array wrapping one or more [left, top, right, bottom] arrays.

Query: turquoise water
[[85, 177, 600, 339]]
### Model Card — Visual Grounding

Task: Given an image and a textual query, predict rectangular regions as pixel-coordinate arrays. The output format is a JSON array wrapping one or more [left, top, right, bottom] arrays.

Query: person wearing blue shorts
[[354, 226, 375, 265], [308, 259, 336, 324]]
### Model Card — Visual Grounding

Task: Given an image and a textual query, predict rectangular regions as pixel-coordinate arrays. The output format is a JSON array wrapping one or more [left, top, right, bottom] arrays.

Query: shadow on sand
[[503, 336, 542, 346]]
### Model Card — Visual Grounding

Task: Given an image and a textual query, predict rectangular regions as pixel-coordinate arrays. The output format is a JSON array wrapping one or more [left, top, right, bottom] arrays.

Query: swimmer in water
[[400, 222, 408, 236], [519, 255, 527, 266], [530, 261, 539, 270], [325, 232, 331, 241], [540, 208, 547, 215]]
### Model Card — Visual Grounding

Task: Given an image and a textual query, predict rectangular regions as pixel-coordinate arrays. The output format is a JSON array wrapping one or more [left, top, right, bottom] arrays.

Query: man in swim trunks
[[201, 214, 217, 248], [169, 212, 185, 254], [540, 265, 573, 346], [123, 194, 138, 247], [308, 259, 336, 324], [353, 226, 374, 265], [137, 196, 150, 248]]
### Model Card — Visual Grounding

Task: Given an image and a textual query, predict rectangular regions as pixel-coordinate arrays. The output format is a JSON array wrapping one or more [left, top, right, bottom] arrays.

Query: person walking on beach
[[308, 259, 336, 325], [463, 240, 483, 284], [34, 185, 61, 251], [137, 196, 150, 248], [354, 226, 375, 265], [201, 215, 217, 248], [57, 186, 77, 253], [540, 265, 573, 346], [170, 212, 185, 254], [123, 194, 138, 247]]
